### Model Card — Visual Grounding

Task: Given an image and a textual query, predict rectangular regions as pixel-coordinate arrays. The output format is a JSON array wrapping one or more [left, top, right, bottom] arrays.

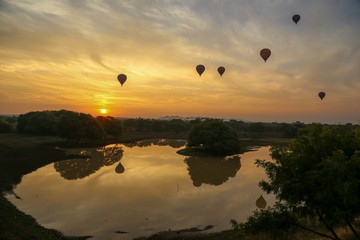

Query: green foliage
[[188, 119, 241, 156], [253, 124, 360, 239], [231, 205, 296, 238]]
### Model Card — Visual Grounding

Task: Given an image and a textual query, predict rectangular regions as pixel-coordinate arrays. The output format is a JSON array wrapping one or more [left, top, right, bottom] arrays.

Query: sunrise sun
[[100, 108, 108, 114]]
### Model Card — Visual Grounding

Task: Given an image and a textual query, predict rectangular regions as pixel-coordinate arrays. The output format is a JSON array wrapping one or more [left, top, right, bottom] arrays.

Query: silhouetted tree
[[188, 119, 240, 156], [169, 119, 187, 134], [57, 111, 104, 142], [122, 118, 153, 131], [239, 124, 360, 240], [248, 122, 266, 133], [17, 111, 57, 135], [96, 116, 123, 138], [150, 119, 169, 132]]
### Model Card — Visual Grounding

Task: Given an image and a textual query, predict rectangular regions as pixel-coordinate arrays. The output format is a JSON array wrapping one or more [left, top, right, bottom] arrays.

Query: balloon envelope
[[217, 66, 225, 76], [256, 195, 267, 209], [292, 14, 301, 24], [117, 74, 127, 86], [260, 48, 271, 62], [196, 64, 205, 76], [318, 91, 326, 100]]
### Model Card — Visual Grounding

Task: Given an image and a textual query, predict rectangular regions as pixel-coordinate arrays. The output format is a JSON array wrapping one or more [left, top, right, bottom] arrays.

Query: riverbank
[[0, 134, 96, 240], [177, 137, 291, 157]]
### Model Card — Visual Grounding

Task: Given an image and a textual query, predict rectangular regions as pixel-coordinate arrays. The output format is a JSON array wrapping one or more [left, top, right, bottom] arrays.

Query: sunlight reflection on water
[[6, 139, 275, 240]]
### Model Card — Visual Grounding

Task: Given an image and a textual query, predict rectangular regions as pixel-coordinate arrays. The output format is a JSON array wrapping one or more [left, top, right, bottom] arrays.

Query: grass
[[0, 133, 63, 145]]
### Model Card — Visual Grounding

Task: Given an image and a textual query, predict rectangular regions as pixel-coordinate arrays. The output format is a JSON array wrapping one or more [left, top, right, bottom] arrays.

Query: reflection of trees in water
[[124, 139, 186, 148], [184, 155, 241, 187], [54, 145, 124, 180]]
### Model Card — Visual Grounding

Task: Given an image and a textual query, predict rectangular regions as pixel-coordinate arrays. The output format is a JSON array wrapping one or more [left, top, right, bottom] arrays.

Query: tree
[[96, 116, 123, 138], [169, 119, 187, 134], [17, 111, 57, 135], [150, 119, 168, 132], [248, 122, 266, 133], [188, 119, 240, 156], [245, 124, 360, 240], [57, 111, 104, 142]]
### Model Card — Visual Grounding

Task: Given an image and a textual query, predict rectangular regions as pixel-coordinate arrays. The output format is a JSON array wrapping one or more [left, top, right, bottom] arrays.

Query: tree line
[[0, 109, 328, 138], [14, 110, 122, 142], [0, 110, 358, 142]]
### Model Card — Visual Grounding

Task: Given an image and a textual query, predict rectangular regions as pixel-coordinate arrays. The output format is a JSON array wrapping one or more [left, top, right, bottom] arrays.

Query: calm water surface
[[6, 139, 275, 240]]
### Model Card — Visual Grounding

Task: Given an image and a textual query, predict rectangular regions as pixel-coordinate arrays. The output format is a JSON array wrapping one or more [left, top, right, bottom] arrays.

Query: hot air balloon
[[196, 64, 205, 77], [318, 91, 326, 100], [217, 66, 225, 76], [117, 74, 127, 86], [292, 14, 301, 24], [256, 195, 267, 209], [260, 48, 271, 62]]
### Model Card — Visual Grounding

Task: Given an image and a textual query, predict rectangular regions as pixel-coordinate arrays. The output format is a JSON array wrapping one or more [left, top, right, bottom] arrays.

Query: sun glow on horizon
[[100, 108, 108, 115], [0, 1, 359, 123]]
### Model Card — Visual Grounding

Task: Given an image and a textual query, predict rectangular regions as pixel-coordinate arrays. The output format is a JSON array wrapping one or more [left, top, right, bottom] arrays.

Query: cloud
[[0, 0, 359, 122]]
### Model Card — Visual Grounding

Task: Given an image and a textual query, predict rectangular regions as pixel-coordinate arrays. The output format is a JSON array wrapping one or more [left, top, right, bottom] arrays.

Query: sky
[[0, 0, 359, 123]]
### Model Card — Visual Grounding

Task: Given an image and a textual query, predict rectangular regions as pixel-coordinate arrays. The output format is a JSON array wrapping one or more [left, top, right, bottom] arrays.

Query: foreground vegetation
[[232, 124, 360, 240], [1, 111, 359, 240]]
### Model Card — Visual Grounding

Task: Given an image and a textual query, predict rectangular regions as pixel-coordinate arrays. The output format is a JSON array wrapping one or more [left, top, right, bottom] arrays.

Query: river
[[6, 139, 275, 240]]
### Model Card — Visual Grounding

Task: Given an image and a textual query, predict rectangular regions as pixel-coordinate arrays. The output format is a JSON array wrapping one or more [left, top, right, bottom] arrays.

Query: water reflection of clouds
[[54, 140, 186, 180], [8, 145, 275, 239], [54, 145, 124, 180], [184, 155, 241, 187]]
